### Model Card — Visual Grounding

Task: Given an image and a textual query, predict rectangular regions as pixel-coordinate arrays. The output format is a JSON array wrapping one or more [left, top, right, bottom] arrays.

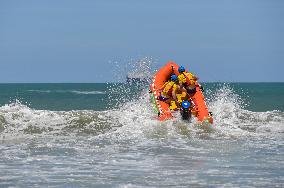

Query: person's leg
[[186, 87, 197, 95]]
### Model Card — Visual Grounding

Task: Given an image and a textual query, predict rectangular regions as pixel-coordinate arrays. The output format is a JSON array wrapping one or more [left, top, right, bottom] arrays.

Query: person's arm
[[159, 82, 167, 92], [191, 73, 199, 81], [193, 76, 199, 81], [172, 88, 179, 105]]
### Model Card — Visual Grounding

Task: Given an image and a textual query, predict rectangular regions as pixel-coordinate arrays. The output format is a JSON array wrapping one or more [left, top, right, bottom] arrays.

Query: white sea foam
[[207, 84, 284, 138], [70, 90, 106, 95], [28, 90, 52, 93], [1, 85, 284, 141], [28, 89, 106, 95], [1, 84, 284, 187]]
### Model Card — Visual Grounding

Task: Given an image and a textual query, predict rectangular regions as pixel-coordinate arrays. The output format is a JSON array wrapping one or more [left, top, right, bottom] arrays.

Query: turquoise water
[[0, 83, 283, 187], [0, 83, 283, 111]]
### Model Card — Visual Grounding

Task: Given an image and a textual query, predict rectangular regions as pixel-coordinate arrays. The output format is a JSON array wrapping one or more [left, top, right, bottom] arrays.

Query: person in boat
[[158, 74, 181, 107], [177, 66, 199, 95]]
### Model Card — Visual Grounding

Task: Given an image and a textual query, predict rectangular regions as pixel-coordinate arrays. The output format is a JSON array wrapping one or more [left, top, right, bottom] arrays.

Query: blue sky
[[0, 0, 283, 82]]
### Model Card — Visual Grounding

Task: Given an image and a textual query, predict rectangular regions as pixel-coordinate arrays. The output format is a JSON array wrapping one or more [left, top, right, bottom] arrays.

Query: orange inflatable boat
[[149, 61, 213, 123]]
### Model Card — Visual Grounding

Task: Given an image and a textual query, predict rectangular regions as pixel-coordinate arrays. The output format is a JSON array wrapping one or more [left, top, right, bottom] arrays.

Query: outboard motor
[[180, 100, 191, 120]]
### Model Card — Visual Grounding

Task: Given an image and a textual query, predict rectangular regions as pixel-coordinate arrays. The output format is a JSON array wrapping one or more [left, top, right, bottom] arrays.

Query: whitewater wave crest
[[28, 90, 106, 95], [0, 84, 284, 141], [207, 84, 284, 137]]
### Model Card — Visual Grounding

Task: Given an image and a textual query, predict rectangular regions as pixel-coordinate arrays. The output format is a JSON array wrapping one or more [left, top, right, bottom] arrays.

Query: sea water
[[0, 83, 283, 187]]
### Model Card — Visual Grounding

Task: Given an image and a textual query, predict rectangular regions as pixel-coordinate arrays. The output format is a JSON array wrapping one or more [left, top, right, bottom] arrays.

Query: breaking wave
[[1, 84, 284, 141], [206, 84, 284, 137]]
